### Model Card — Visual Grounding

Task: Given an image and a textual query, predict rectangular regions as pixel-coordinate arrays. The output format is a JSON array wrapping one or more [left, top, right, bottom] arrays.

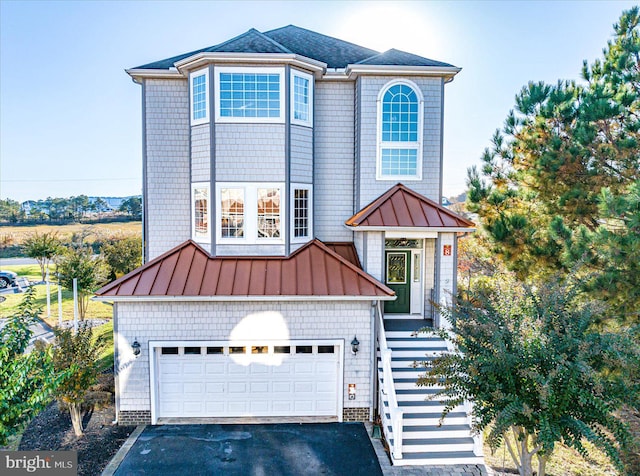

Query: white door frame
[[384, 238, 425, 316], [149, 339, 344, 424]]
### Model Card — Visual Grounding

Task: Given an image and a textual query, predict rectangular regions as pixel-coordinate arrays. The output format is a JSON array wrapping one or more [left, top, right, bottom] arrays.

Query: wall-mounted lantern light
[[351, 336, 360, 355], [132, 339, 141, 356]]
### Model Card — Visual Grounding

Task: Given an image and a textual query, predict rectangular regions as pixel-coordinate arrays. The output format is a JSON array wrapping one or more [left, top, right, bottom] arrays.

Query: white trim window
[[291, 184, 312, 242], [220, 187, 244, 239], [217, 183, 284, 244], [376, 80, 423, 180], [190, 69, 209, 126], [191, 183, 211, 243], [257, 188, 281, 239], [291, 70, 313, 127], [215, 67, 285, 123]]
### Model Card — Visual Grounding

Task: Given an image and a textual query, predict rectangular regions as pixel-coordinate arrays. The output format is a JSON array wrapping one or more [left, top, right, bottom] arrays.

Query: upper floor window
[[217, 183, 284, 244], [291, 70, 313, 127], [291, 185, 312, 243], [215, 67, 284, 123], [190, 69, 209, 126], [377, 81, 423, 180], [191, 183, 211, 243]]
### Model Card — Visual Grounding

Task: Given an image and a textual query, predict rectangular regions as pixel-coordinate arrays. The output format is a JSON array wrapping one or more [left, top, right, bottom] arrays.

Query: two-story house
[[96, 26, 481, 466]]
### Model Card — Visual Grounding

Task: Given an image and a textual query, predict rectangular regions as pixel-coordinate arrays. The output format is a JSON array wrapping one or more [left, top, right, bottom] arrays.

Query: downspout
[[209, 64, 216, 256], [141, 80, 149, 263], [285, 66, 291, 256], [112, 303, 120, 424], [434, 234, 442, 329], [369, 300, 377, 422]]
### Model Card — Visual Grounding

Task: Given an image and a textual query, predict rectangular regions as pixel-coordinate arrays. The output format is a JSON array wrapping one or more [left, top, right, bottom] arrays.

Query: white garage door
[[155, 342, 341, 419]]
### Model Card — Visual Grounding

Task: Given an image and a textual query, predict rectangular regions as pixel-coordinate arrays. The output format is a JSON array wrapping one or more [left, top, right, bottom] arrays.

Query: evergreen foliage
[[466, 8, 640, 324], [419, 275, 639, 476]]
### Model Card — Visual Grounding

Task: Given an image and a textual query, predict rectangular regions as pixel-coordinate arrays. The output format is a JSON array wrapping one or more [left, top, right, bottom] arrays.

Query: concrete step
[[395, 389, 444, 401], [386, 338, 447, 350], [384, 330, 438, 339], [396, 424, 474, 439], [384, 400, 465, 414], [391, 451, 484, 466], [385, 411, 468, 426], [379, 366, 428, 377], [388, 348, 446, 357], [390, 437, 475, 453]]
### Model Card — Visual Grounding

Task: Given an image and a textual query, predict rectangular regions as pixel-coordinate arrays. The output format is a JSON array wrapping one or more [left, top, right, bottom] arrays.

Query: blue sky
[[0, 0, 634, 202]]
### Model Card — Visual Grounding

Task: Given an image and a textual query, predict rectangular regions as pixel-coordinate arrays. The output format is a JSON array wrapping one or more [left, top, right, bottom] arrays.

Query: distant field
[[0, 221, 142, 246]]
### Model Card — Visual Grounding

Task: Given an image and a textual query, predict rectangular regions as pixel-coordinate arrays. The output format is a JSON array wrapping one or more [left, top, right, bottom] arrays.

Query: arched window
[[377, 81, 423, 179]]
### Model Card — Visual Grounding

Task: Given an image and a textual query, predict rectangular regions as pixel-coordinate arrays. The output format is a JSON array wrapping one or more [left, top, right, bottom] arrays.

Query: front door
[[384, 251, 410, 313]]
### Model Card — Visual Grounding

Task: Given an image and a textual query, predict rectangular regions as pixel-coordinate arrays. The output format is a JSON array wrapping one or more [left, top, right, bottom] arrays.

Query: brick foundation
[[343, 407, 369, 422], [119, 410, 151, 425]]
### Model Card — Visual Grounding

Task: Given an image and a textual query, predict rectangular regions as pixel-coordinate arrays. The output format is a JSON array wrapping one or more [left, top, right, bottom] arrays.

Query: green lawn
[[0, 264, 113, 325], [94, 320, 114, 372]]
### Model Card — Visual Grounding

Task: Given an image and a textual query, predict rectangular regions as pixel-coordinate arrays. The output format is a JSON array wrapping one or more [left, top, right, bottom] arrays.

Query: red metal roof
[[324, 242, 362, 268], [345, 184, 475, 229], [95, 239, 393, 299]]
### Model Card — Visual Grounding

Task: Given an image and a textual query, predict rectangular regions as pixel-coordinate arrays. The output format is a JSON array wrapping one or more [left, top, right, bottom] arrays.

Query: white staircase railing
[[376, 302, 403, 460]]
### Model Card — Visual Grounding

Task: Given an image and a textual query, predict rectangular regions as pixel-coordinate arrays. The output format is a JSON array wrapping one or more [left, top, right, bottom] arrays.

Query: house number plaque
[[348, 384, 356, 400], [443, 245, 452, 256]]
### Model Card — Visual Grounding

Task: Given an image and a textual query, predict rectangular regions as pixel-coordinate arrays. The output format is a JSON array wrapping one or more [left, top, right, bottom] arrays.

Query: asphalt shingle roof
[[133, 25, 455, 71], [354, 48, 454, 68], [262, 25, 378, 69]]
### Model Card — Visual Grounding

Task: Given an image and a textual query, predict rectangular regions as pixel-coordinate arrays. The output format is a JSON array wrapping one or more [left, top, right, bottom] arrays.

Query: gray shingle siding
[[314, 81, 355, 242], [144, 79, 191, 260], [215, 124, 286, 182], [290, 125, 313, 184], [356, 76, 442, 209], [191, 124, 210, 182]]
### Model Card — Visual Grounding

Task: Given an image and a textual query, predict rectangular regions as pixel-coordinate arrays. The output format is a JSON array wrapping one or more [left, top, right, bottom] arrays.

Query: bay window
[[291, 70, 313, 127], [217, 183, 284, 243], [190, 69, 209, 126], [291, 185, 312, 242], [191, 183, 211, 243], [215, 67, 284, 122]]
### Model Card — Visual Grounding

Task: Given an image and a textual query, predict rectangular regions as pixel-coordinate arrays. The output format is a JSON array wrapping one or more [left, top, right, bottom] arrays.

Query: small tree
[[118, 196, 142, 220], [0, 288, 61, 445], [23, 232, 62, 281], [419, 274, 639, 476], [52, 323, 106, 437], [56, 246, 108, 320], [101, 235, 142, 280]]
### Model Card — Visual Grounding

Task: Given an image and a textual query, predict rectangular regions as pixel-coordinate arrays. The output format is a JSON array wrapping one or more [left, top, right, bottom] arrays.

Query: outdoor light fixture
[[351, 336, 360, 355], [131, 339, 141, 356]]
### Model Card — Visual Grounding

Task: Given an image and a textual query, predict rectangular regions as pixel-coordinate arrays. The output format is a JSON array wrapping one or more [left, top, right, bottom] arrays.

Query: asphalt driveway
[[113, 423, 383, 476]]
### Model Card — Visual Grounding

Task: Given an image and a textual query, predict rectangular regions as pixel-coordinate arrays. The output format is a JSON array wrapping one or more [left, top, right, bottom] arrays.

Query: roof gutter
[[93, 294, 395, 303], [345, 64, 461, 81], [126, 68, 184, 82], [172, 52, 327, 76], [344, 225, 476, 233]]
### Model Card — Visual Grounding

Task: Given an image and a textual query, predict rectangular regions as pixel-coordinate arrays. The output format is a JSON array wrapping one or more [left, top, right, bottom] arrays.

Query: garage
[[151, 340, 343, 422]]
